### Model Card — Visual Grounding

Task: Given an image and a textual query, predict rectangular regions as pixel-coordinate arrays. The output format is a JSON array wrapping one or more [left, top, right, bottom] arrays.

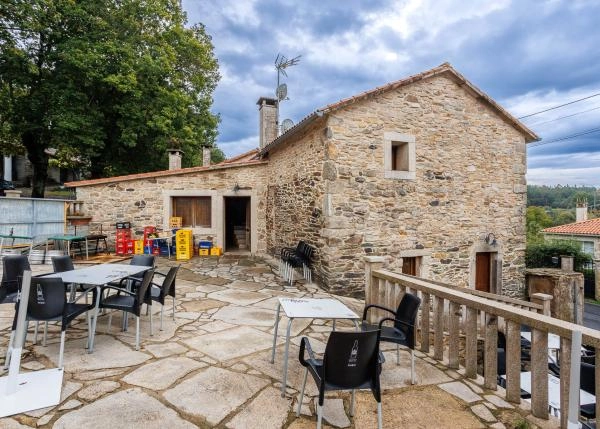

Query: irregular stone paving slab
[[252, 296, 284, 311], [59, 399, 82, 411], [241, 346, 318, 396], [54, 388, 196, 429], [37, 413, 54, 426], [175, 312, 202, 320], [439, 381, 483, 403], [78, 381, 120, 401], [122, 356, 205, 390], [200, 320, 236, 333], [209, 289, 270, 306], [226, 387, 291, 429], [0, 419, 30, 428], [21, 360, 46, 370], [163, 367, 269, 426], [212, 305, 277, 327], [471, 404, 496, 422], [195, 283, 226, 293], [227, 280, 265, 291], [144, 342, 188, 358], [25, 380, 83, 417], [182, 326, 274, 361], [181, 298, 227, 312], [72, 368, 125, 381], [484, 394, 514, 409], [315, 398, 351, 428], [380, 350, 451, 389], [34, 336, 151, 372], [198, 276, 231, 286]]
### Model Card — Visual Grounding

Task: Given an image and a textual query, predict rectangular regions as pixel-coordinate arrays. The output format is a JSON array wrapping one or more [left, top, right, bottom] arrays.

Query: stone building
[[67, 63, 538, 297]]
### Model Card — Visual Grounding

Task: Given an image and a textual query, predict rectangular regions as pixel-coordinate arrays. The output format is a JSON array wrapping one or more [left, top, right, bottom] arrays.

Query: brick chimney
[[167, 148, 183, 170], [257, 97, 278, 149], [576, 201, 588, 222], [202, 147, 211, 167]]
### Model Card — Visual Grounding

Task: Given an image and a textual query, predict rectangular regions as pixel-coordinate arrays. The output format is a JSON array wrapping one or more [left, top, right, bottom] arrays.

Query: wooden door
[[475, 252, 491, 292], [402, 257, 417, 276]]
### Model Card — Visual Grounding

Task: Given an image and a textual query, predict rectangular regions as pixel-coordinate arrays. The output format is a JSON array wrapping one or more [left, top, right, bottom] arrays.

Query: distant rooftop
[[543, 217, 600, 236]]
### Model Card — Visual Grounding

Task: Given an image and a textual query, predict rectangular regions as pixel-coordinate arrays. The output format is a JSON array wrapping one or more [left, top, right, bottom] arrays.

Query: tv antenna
[[274, 53, 301, 135]]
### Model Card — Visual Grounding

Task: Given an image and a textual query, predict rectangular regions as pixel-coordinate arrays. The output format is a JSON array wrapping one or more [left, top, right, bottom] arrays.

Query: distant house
[[1, 152, 76, 186], [542, 203, 600, 261], [66, 63, 538, 297]]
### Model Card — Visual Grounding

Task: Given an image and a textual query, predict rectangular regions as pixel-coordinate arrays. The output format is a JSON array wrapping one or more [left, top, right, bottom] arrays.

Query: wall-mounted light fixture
[[484, 233, 497, 246], [233, 183, 240, 193]]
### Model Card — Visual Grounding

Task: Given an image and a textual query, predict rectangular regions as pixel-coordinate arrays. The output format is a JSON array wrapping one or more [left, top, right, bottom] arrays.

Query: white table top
[[517, 371, 596, 410], [278, 298, 359, 319], [521, 332, 561, 350], [44, 264, 150, 286]]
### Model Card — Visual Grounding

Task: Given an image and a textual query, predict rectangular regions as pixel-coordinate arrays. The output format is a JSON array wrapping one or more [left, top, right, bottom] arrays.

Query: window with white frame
[[582, 241, 595, 256], [383, 132, 415, 179]]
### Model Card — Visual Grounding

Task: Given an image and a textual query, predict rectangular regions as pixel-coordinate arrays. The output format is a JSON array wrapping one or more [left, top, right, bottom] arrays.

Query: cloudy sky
[[182, 0, 600, 187]]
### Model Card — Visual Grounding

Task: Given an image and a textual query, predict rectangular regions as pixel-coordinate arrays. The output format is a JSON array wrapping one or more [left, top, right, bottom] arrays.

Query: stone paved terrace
[[0, 255, 560, 428]]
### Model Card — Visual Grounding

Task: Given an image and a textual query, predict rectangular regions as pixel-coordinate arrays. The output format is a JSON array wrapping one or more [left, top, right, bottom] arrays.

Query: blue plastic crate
[[198, 240, 212, 249]]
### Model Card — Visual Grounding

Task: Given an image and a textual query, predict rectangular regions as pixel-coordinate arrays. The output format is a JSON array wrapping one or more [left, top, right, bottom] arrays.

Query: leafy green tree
[[526, 206, 553, 242], [0, 0, 220, 197], [525, 240, 592, 270]]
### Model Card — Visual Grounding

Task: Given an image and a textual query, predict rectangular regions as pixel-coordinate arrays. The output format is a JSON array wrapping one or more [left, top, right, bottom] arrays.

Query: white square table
[[270, 297, 360, 396], [45, 263, 151, 352]]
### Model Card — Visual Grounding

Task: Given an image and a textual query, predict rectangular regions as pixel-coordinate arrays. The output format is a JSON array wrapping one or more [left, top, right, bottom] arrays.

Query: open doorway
[[224, 196, 251, 252]]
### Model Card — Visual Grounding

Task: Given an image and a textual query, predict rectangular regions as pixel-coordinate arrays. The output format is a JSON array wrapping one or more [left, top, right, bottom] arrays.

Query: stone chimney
[[202, 147, 211, 167], [167, 148, 183, 170], [576, 201, 588, 222], [257, 97, 278, 150]]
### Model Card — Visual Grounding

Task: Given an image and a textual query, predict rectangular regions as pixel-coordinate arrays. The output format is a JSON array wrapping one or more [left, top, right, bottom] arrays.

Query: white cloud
[[527, 166, 600, 187], [219, 136, 258, 158]]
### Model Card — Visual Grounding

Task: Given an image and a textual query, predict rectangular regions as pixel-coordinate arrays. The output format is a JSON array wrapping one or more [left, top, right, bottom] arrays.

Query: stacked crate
[[169, 217, 182, 228], [143, 226, 156, 254], [115, 222, 132, 256], [198, 240, 212, 257], [175, 229, 193, 260], [134, 240, 144, 255]]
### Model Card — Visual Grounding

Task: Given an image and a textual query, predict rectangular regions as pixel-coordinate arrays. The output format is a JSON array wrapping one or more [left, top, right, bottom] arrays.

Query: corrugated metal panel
[[0, 198, 66, 245]]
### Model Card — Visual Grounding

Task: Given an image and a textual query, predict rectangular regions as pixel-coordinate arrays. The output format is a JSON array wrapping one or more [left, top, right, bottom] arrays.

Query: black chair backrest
[[497, 348, 506, 376], [134, 269, 155, 316], [581, 362, 595, 394], [497, 330, 507, 350], [322, 330, 381, 394], [161, 266, 179, 299], [1, 255, 31, 295], [27, 277, 65, 321], [394, 293, 421, 349], [131, 255, 155, 267], [52, 255, 74, 273]]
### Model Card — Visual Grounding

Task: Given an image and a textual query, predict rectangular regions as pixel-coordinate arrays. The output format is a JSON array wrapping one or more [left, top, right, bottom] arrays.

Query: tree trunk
[[22, 131, 49, 198]]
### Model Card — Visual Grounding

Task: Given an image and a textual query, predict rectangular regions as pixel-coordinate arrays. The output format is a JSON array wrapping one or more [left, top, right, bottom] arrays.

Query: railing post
[[364, 256, 385, 323], [433, 296, 444, 361], [465, 307, 477, 379], [531, 293, 553, 316], [531, 328, 549, 419], [505, 320, 522, 403], [484, 314, 498, 390], [448, 301, 460, 369], [420, 293, 430, 353]]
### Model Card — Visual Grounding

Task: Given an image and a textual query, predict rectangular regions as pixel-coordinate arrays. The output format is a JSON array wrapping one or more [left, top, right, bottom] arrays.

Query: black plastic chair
[[51, 255, 85, 302], [0, 255, 30, 305], [100, 269, 154, 350], [109, 255, 155, 290], [580, 362, 596, 419], [496, 348, 531, 399], [297, 330, 383, 429], [145, 265, 179, 333], [361, 292, 421, 384], [9, 276, 95, 368]]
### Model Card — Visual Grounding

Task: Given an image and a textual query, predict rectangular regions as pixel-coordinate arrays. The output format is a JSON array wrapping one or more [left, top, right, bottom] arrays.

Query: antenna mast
[[274, 54, 301, 135]]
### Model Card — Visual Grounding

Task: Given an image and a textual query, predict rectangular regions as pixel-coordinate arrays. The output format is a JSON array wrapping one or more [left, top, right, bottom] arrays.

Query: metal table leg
[[270, 302, 281, 364], [88, 286, 102, 353], [281, 318, 293, 397]]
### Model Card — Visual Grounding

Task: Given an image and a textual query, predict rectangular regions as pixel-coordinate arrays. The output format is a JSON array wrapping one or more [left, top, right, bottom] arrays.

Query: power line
[[528, 126, 600, 148], [518, 92, 600, 119], [528, 105, 600, 127]]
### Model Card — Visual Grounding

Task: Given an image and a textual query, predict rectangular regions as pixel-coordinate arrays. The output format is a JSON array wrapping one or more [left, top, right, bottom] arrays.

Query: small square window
[[383, 132, 415, 179]]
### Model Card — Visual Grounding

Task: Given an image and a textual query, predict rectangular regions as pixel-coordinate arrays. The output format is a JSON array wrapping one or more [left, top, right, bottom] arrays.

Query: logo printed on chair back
[[348, 340, 359, 367], [36, 283, 45, 304]]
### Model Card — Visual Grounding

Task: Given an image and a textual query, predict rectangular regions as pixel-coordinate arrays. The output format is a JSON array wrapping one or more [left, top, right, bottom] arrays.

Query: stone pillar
[[257, 97, 278, 149], [3, 156, 12, 181], [530, 292, 553, 316], [364, 256, 384, 309], [3, 190, 21, 198], [561, 255, 574, 272], [167, 149, 183, 170], [202, 147, 211, 167]]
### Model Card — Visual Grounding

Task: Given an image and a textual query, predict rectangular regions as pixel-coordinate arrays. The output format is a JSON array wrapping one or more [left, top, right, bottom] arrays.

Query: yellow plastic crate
[[210, 246, 222, 256], [176, 252, 191, 261], [199, 248, 209, 256], [134, 240, 144, 255], [169, 217, 182, 228]]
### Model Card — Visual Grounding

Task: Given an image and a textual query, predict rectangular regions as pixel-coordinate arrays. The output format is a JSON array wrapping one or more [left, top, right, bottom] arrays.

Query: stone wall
[[76, 163, 269, 253], [315, 74, 527, 296]]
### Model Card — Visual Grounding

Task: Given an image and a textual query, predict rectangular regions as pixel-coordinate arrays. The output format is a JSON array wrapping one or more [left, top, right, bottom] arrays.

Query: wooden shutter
[[172, 197, 211, 228]]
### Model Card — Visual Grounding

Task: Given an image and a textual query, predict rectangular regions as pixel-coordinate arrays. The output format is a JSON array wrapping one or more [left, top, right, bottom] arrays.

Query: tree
[[0, 0, 220, 197], [525, 240, 592, 270], [526, 206, 553, 242]]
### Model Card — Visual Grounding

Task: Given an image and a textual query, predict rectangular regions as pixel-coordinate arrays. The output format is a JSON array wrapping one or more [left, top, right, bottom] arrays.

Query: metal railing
[[364, 256, 600, 429]]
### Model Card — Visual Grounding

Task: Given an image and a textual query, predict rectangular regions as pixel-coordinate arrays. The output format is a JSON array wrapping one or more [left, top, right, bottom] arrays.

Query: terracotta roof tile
[[542, 218, 600, 236]]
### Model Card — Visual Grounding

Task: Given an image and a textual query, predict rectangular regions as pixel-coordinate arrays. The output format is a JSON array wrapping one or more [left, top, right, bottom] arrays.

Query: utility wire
[[528, 105, 600, 127], [518, 92, 600, 119], [528, 126, 600, 148]]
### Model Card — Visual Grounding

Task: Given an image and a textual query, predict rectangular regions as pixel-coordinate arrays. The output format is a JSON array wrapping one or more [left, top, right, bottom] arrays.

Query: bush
[[525, 240, 592, 270]]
